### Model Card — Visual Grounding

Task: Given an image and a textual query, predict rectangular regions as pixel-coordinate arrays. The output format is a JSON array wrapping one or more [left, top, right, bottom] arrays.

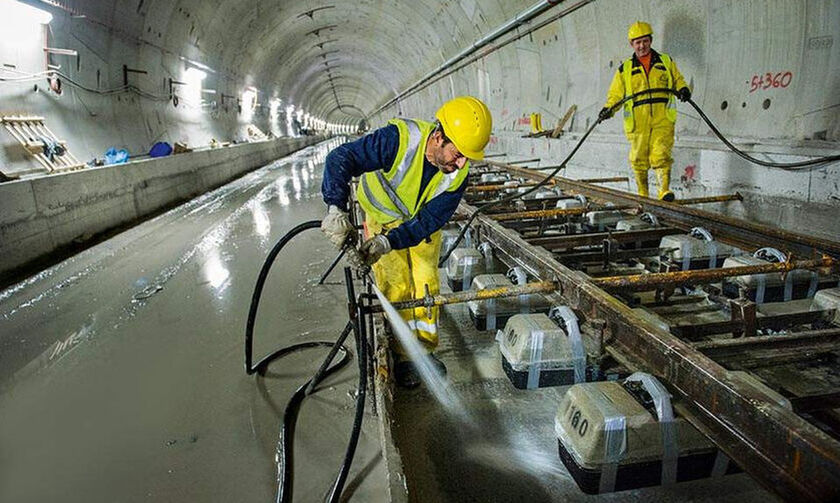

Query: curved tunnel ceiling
[[34, 0, 541, 127], [153, 0, 500, 125]]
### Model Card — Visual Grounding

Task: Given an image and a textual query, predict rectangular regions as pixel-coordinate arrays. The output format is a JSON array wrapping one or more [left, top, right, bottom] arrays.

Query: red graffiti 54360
[[748, 72, 793, 93]]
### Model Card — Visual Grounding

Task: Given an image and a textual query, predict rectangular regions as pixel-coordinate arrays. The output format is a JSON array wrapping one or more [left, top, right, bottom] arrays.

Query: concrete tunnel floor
[[0, 138, 775, 502], [0, 140, 386, 502]]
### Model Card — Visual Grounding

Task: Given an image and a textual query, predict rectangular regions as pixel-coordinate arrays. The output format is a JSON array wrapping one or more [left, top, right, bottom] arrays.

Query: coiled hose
[[439, 87, 840, 266], [245, 219, 368, 503]]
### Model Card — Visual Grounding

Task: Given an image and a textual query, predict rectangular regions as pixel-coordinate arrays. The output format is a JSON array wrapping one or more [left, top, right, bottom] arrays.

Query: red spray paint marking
[[747, 71, 793, 93], [680, 164, 696, 185]]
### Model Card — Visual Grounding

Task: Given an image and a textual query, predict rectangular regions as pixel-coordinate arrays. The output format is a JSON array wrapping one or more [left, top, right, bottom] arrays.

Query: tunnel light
[[184, 67, 207, 81], [286, 104, 296, 136], [4, 0, 53, 25], [242, 87, 258, 110]]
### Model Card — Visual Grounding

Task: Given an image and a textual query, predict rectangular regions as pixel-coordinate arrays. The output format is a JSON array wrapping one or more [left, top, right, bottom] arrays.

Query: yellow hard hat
[[435, 96, 492, 160], [628, 21, 653, 41]]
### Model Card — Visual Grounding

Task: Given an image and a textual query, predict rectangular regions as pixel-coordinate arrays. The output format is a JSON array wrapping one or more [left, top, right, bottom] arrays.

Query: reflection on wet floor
[[0, 140, 386, 502]]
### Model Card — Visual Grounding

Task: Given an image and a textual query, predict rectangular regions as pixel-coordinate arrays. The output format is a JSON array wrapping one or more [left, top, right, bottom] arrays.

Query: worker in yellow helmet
[[599, 21, 691, 201], [321, 96, 492, 388]]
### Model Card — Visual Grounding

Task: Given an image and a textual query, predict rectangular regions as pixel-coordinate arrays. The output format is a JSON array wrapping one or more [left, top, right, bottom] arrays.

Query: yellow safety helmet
[[435, 96, 492, 160], [628, 21, 653, 41]]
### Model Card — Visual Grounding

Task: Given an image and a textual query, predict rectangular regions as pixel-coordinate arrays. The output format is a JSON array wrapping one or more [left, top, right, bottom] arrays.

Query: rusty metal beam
[[672, 310, 835, 339], [485, 160, 840, 258], [367, 280, 556, 313], [693, 328, 840, 369], [466, 182, 538, 193], [465, 201, 840, 501], [573, 176, 629, 183], [591, 257, 837, 292], [471, 205, 638, 222], [675, 193, 743, 205], [554, 246, 661, 264], [525, 227, 678, 249]]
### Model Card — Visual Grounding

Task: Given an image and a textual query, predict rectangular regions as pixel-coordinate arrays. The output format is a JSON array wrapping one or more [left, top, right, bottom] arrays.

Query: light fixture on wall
[[3, 0, 53, 25], [184, 67, 207, 82], [241, 87, 258, 110]]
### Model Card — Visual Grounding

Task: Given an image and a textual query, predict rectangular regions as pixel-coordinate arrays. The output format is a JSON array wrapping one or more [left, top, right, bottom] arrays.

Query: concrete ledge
[[0, 135, 325, 282]]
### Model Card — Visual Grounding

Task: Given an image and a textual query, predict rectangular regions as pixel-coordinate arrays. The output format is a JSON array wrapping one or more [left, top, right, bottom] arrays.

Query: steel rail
[[573, 176, 629, 183], [674, 193, 743, 205], [366, 280, 556, 313], [591, 257, 838, 292], [464, 201, 840, 501], [452, 205, 638, 222], [486, 160, 840, 258]]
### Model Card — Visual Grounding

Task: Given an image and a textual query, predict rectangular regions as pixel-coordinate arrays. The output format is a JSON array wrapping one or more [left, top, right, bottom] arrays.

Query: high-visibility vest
[[620, 52, 677, 134], [356, 118, 470, 224]]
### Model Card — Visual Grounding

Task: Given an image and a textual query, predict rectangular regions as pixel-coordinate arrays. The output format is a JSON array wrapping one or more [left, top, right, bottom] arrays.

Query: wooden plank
[[550, 104, 576, 138]]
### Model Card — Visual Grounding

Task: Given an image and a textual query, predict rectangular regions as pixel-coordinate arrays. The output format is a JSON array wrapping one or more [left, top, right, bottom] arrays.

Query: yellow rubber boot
[[633, 168, 649, 197], [654, 167, 675, 201], [530, 113, 544, 133]]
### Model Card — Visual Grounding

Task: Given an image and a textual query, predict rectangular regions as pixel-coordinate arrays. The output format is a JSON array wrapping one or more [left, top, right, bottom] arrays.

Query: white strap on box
[[526, 330, 545, 389], [508, 266, 530, 313], [625, 372, 678, 486], [550, 306, 586, 384]]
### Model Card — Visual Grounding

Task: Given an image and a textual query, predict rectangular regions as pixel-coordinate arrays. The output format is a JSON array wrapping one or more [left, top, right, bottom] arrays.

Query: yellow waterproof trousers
[[627, 108, 674, 199], [365, 218, 441, 356]]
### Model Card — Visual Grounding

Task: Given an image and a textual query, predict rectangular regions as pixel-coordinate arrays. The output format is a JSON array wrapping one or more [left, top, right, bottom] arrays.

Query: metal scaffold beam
[[463, 200, 840, 501], [486, 160, 840, 259]]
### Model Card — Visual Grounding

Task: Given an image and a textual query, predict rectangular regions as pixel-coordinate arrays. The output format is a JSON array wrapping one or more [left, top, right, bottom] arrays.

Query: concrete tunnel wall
[[371, 0, 840, 242], [0, 0, 838, 280], [0, 135, 323, 281]]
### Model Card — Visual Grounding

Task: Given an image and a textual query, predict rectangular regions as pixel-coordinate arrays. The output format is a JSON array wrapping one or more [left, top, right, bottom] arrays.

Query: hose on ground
[[245, 220, 322, 373], [245, 219, 369, 503], [438, 87, 840, 266]]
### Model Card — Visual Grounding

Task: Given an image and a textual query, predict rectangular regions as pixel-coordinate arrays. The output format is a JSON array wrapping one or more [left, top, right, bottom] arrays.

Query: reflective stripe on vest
[[621, 52, 676, 134], [389, 119, 422, 188], [360, 175, 403, 219], [374, 169, 412, 218]]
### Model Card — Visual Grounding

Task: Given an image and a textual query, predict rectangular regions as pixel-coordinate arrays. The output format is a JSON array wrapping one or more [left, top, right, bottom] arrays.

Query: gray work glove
[[359, 234, 391, 266], [598, 107, 613, 122], [321, 205, 354, 248]]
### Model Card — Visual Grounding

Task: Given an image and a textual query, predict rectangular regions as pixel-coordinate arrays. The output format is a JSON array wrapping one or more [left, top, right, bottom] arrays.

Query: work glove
[[321, 205, 354, 248], [597, 107, 613, 122], [676, 87, 691, 102], [358, 234, 391, 266]]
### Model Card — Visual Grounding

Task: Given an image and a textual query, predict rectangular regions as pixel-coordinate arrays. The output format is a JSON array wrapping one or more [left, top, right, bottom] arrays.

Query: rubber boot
[[654, 167, 675, 202], [633, 168, 649, 197]]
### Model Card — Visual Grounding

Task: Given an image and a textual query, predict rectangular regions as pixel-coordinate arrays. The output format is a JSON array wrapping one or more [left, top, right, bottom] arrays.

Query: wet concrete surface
[[0, 140, 386, 502]]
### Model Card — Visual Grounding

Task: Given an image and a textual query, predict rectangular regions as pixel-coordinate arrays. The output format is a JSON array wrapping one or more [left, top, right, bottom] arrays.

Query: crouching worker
[[320, 96, 492, 388]]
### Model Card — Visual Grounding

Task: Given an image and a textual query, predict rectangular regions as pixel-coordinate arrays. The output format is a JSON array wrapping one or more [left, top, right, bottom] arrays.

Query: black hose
[[327, 288, 368, 503], [245, 221, 370, 503], [439, 115, 601, 266], [682, 97, 840, 170], [439, 87, 840, 266], [245, 220, 322, 374], [264, 337, 352, 503]]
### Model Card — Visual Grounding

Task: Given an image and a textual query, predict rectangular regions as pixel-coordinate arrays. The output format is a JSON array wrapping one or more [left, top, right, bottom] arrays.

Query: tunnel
[[1, 1, 839, 501]]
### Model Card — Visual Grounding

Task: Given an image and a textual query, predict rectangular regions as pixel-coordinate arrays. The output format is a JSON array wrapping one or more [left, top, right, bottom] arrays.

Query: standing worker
[[320, 96, 492, 388], [599, 21, 691, 201]]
